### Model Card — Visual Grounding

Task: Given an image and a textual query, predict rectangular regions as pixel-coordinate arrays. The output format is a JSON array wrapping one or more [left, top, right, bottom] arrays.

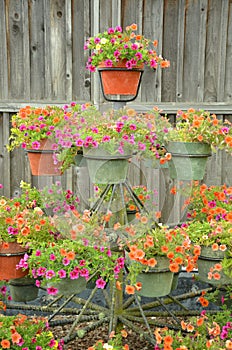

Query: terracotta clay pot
[[26, 139, 62, 176], [0, 242, 28, 281]]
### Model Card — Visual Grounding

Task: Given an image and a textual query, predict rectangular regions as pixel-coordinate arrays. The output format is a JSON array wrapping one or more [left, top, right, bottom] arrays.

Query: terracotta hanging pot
[[0, 242, 28, 281], [26, 139, 62, 176], [98, 60, 144, 102]]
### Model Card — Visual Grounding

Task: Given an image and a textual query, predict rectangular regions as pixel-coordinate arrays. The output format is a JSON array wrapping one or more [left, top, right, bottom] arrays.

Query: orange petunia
[[134, 249, 145, 260], [60, 248, 67, 257], [5, 217, 14, 225], [125, 285, 135, 295], [153, 40, 158, 47], [135, 282, 142, 291], [121, 329, 128, 338], [11, 331, 21, 344], [66, 251, 75, 260], [147, 258, 157, 267], [213, 272, 221, 280], [123, 345, 129, 350], [0, 339, 11, 349], [21, 226, 30, 236], [169, 262, 179, 273], [130, 23, 137, 31], [140, 216, 148, 224], [161, 245, 169, 253], [196, 317, 204, 326], [163, 335, 173, 345], [226, 212, 232, 222], [170, 186, 177, 195], [213, 263, 222, 271], [116, 281, 122, 290], [212, 243, 219, 251]]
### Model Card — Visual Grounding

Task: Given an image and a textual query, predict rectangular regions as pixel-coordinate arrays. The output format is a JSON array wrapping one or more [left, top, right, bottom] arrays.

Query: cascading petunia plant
[[0, 314, 64, 349], [164, 108, 232, 152], [55, 102, 172, 171], [84, 23, 170, 72]]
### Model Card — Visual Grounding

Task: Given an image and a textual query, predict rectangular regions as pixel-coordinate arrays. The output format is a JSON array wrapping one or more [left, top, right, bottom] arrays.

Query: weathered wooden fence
[[0, 0, 232, 223]]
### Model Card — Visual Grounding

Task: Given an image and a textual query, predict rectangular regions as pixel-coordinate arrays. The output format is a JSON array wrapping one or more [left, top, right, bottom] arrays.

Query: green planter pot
[[166, 142, 211, 180], [197, 246, 232, 286], [75, 150, 86, 167], [83, 146, 132, 184], [136, 256, 174, 298], [9, 277, 39, 302], [48, 277, 87, 296]]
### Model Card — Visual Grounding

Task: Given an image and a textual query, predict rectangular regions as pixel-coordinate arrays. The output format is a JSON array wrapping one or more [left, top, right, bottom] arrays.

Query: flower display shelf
[[24, 179, 198, 346]]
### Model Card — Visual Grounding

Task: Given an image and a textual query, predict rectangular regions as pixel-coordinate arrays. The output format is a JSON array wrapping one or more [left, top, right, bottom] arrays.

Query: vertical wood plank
[[217, 0, 229, 101], [65, 0, 72, 101], [196, 0, 208, 102], [204, 0, 222, 102], [50, 0, 66, 99], [0, 0, 8, 99], [30, 0, 46, 99], [7, 0, 30, 99], [176, 0, 185, 102], [44, 0, 52, 98], [142, 0, 164, 102], [92, 0, 100, 106], [21, 0, 30, 99], [112, 0, 121, 27], [73, 0, 91, 101], [225, 2, 232, 102], [162, 0, 179, 102]]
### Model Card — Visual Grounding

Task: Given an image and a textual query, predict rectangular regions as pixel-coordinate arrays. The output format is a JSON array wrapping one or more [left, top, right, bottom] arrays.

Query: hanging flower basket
[[0, 242, 28, 281], [26, 139, 62, 176], [136, 256, 174, 298], [83, 146, 132, 184], [197, 246, 232, 286], [98, 61, 144, 102], [47, 277, 87, 296], [9, 276, 39, 302], [166, 141, 211, 180]]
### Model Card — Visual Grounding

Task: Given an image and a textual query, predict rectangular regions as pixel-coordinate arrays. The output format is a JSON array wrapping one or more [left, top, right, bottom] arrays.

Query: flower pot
[[197, 246, 232, 286], [9, 276, 39, 302], [75, 150, 86, 167], [0, 242, 28, 280], [48, 277, 87, 296], [83, 146, 132, 184], [98, 60, 144, 102], [126, 209, 138, 223], [166, 142, 211, 180], [136, 256, 174, 297], [26, 139, 62, 176]]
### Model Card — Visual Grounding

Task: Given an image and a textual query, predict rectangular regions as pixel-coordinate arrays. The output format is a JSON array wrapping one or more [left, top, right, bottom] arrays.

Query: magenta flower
[[94, 37, 101, 44], [45, 270, 56, 279], [58, 269, 66, 278], [104, 59, 113, 67], [47, 287, 58, 295], [102, 135, 110, 142], [62, 257, 70, 266], [96, 278, 106, 289], [69, 270, 79, 279], [49, 253, 56, 261]]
